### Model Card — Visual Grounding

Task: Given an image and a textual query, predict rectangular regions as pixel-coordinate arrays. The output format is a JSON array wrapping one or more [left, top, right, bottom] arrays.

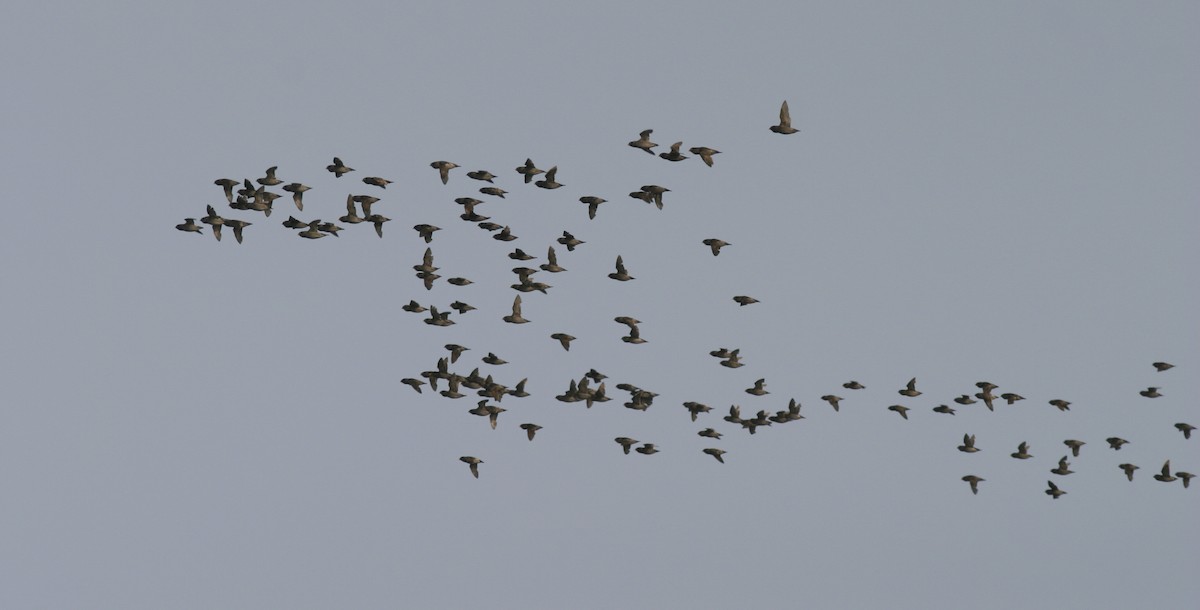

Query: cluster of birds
[[181, 101, 1192, 494]]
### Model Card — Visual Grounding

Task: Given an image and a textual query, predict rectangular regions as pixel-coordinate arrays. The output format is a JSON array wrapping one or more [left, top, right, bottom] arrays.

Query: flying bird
[[551, 333, 575, 351], [1119, 463, 1139, 481], [1140, 387, 1162, 398], [535, 166, 563, 189], [431, 161, 458, 184], [1050, 456, 1074, 476], [888, 405, 911, 420], [363, 176, 392, 189], [520, 423, 542, 441], [689, 146, 721, 167], [467, 170, 496, 182], [608, 255, 634, 281], [615, 437, 638, 455], [515, 158, 543, 183], [770, 100, 799, 134], [1106, 437, 1129, 450], [958, 434, 980, 453], [1175, 423, 1195, 439], [628, 129, 657, 154], [327, 157, 354, 177], [1011, 442, 1033, 459], [843, 381, 865, 390], [1152, 361, 1174, 372], [733, 296, 759, 306], [503, 295, 529, 324], [962, 475, 984, 495], [1045, 480, 1066, 499], [460, 456, 483, 479], [1063, 440, 1085, 457], [703, 448, 727, 464], [257, 166, 282, 186], [898, 378, 921, 397], [580, 196, 606, 220], [659, 141, 688, 162], [635, 443, 660, 455], [1154, 460, 1176, 483], [281, 183, 310, 210], [175, 218, 203, 234]]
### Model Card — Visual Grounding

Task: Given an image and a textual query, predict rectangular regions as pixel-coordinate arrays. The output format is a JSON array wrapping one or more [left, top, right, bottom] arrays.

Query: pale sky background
[[2, 2, 1197, 608]]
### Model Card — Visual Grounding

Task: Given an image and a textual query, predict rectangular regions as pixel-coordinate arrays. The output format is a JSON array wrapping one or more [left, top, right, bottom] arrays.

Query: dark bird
[[733, 296, 759, 306], [1175, 423, 1195, 439], [557, 231, 584, 251], [954, 395, 977, 406], [703, 238, 730, 256], [445, 344, 469, 363], [447, 277, 473, 286], [503, 295, 529, 324], [698, 428, 722, 440], [450, 301, 475, 314], [1045, 480, 1066, 499], [257, 166, 282, 186], [401, 378, 424, 393], [1051, 456, 1074, 476], [281, 183, 311, 210], [724, 405, 744, 425], [719, 349, 744, 368], [367, 214, 390, 238], [1106, 437, 1129, 450], [201, 205, 225, 241], [1011, 442, 1033, 459], [933, 405, 956, 415], [414, 224, 440, 243], [843, 381, 865, 390], [1153, 361, 1174, 372], [898, 378, 921, 397], [214, 178, 238, 204], [535, 166, 562, 189], [482, 352, 507, 366], [958, 434, 980, 453], [1063, 440, 1085, 457], [608, 255, 634, 281], [460, 456, 483, 479], [467, 170, 496, 182], [175, 218, 203, 234], [491, 226, 517, 242], [402, 300, 427, 314], [962, 475, 984, 495], [1001, 393, 1025, 405], [1049, 399, 1071, 412], [1140, 387, 1162, 398], [683, 402, 712, 421], [508, 378, 530, 398], [540, 247, 565, 272], [745, 378, 769, 396], [298, 220, 325, 239], [363, 176, 392, 189], [821, 395, 842, 412], [1119, 463, 1139, 481], [615, 437, 638, 455], [340, 194, 365, 224], [689, 146, 721, 167], [520, 423, 542, 441], [635, 443, 659, 455], [515, 158, 543, 183], [327, 157, 354, 177], [480, 186, 507, 198], [770, 100, 799, 134], [622, 326, 646, 345], [225, 219, 251, 244], [580, 196, 606, 220], [431, 161, 458, 184], [1154, 460, 1176, 483], [629, 190, 654, 205], [551, 333, 575, 351], [319, 222, 343, 237], [1178, 472, 1194, 489], [659, 141, 688, 162], [703, 448, 726, 464], [640, 185, 670, 209], [628, 129, 657, 154], [888, 405, 911, 420]]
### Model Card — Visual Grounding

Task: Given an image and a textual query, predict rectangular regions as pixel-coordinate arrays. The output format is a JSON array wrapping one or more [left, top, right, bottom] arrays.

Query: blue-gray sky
[[2, 2, 1197, 608]]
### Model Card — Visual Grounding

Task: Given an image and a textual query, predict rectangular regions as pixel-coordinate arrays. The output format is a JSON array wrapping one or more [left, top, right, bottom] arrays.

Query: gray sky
[[2, 1, 1197, 608]]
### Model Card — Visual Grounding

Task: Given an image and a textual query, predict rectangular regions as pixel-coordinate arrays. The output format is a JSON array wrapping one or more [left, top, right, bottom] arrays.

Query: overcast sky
[[2, 1, 1197, 608]]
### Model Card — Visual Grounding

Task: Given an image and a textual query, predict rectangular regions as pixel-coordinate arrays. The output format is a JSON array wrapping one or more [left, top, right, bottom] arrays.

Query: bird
[[414, 224, 440, 243], [467, 170, 496, 182], [770, 100, 799, 134], [1045, 480, 1066, 499], [1063, 439, 1085, 457], [659, 141, 688, 162], [551, 333, 575, 351], [493, 226, 518, 242], [445, 344, 469, 364], [580, 196, 606, 220], [958, 434, 980, 453], [447, 277, 473, 286], [608, 255, 634, 281], [888, 405, 911, 420], [402, 301, 427, 314], [615, 437, 638, 455], [1106, 437, 1130, 450], [535, 166, 562, 189], [621, 326, 646, 345], [1179, 472, 1195, 489], [480, 187, 507, 198], [636, 443, 659, 455], [340, 194, 365, 224], [703, 238, 730, 256], [628, 129, 657, 154], [485, 405, 506, 430], [698, 428, 722, 440], [557, 231, 584, 251], [1154, 460, 1176, 483], [683, 402, 712, 421], [689, 146, 721, 167], [200, 205, 225, 241], [509, 248, 535, 261], [503, 295, 529, 324], [629, 190, 654, 205], [1140, 387, 1162, 398], [540, 247, 565, 273], [745, 379, 769, 396], [515, 158, 543, 183], [281, 183, 310, 210], [431, 161, 458, 184], [932, 405, 956, 415], [1119, 463, 1139, 481], [1049, 399, 1071, 412], [460, 456, 483, 479], [520, 423, 542, 441], [363, 176, 392, 189], [401, 378, 424, 394], [843, 381, 865, 390], [257, 166, 282, 186], [214, 178, 238, 204], [954, 395, 977, 405], [318, 222, 344, 237], [298, 221, 325, 239], [898, 378, 921, 397], [367, 214, 390, 238], [1175, 423, 1195, 439], [719, 350, 744, 368], [327, 157, 354, 177], [1000, 393, 1025, 405], [482, 352, 507, 366], [640, 185, 669, 209], [225, 219, 251, 244], [1051, 456, 1074, 476], [175, 218, 203, 234], [703, 448, 727, 464], [733, 296, 759, 306], [821, 395, 842, 412], [508, 378, 530, 398], [962, 475, 984, 495], [1011, 442, 1033, 459], [1153, 361, 1174, 372]]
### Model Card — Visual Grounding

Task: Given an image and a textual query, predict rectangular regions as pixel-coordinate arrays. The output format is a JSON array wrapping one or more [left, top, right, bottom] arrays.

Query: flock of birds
[[179, 101, 1192, 496]]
